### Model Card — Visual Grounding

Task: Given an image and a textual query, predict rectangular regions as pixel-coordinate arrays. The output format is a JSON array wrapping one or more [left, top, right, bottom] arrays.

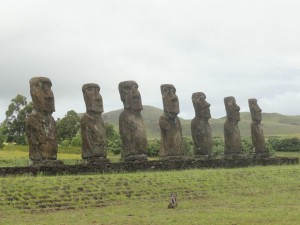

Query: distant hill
[[100, 105, 300, 139], [102, 105, 162, 139]]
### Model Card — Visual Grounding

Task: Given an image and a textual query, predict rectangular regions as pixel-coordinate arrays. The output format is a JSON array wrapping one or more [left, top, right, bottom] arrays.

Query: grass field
[[0, 164, 299, 225], [1, 144, 299, 167], [0, 145, 122, 167], [0, 145, 299, 224]]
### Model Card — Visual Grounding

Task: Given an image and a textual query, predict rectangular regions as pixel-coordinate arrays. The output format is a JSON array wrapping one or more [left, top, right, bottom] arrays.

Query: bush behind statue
[[0, 136, 4, 149], [268, 137, 300, 152]]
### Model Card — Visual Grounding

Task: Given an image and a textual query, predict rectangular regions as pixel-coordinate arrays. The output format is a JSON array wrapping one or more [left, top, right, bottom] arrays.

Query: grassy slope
[[0, 161, 299, 225], [101, 105, 300, 139]]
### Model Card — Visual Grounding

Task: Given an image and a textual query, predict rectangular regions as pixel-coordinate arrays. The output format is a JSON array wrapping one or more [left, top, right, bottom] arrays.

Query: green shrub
[[147, 139, 160, 157], [265, 140, 275, 155], [60, 139, 70, 147], [241, 137, 253, 155], [107, 135, 122, 155], [212, 137, 224, 156], [267, 137, 300, 152], [0, 135, 4, 149], [71, 132, 82, 147], [56, 110, 80, 144], [183, 137, 194, 157], [109, 143, 121, 155], [105, 123, 122, 155], [212, 137, 254, 156], [147, 137, 195, 157]]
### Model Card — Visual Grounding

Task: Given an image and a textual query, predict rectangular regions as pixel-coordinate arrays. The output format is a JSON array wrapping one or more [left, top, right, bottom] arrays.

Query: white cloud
[[0, 0, 300, 121], [260, 92, 300, 115]]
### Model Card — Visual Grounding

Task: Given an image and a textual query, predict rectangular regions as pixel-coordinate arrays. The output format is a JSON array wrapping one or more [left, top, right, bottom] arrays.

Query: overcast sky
[[1, 0, 300, 121]]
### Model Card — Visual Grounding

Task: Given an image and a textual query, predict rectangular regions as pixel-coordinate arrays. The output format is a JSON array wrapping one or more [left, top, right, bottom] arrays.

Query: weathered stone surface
[[224, 96, 242, 158], [0, 157, 298, 176], [191, 92, 212, 158], [118, 81, 148, 161], [81, 83, 109, 163], [159, 84, 185, 160], [26, 77, 62, 165], [248, 98, 269, 158]]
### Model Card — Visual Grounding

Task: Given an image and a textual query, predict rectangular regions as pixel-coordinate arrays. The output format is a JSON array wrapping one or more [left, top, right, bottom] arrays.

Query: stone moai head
[[118, 81, 143, 112], [192, 92, 211, 119], [82, 83, 103, 114], [161, 84, 179, 119], [248, 98, 262, 122], [30, 77, 55, 113], [224, 96, 240, 121]]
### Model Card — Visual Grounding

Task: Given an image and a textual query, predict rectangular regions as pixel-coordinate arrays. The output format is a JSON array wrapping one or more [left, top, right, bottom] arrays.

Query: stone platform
[[0, 156, 298, 176]]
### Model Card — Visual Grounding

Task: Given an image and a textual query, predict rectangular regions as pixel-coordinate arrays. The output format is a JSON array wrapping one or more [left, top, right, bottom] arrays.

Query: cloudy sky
[[1, 0, 300, 121]]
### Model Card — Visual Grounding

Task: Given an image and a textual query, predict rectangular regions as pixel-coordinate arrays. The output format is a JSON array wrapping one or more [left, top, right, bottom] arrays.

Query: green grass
[[0, 164, 299, 224], [0, 145, 299, 224], [0, 144, 122, 167], [274, 151, 300, 158], [1, 143, 298, 167], [0, 144, 161, 167]]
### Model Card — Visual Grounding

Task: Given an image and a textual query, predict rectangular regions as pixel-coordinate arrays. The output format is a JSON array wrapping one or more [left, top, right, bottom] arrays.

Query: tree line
[[0, 95, 124, 154], [1, 94, 300, 155]]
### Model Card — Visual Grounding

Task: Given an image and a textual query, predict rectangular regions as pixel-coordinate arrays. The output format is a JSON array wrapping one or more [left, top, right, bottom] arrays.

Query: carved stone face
[[119, 81, 143, 112], [248, 98, 262, 122], [82, 83, 103, 114], [192, 92, 211, 119], [161, 84, 179, 119], [30, 77, 55, 113], [224, 96, 240, 121]]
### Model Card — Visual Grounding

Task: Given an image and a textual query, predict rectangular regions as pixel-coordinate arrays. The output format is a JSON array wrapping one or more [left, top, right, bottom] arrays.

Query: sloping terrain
[[101, 105, 300, 139]]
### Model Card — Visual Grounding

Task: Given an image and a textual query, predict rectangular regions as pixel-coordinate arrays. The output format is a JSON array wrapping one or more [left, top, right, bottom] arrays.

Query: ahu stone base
[[0, 156, 298, 176]]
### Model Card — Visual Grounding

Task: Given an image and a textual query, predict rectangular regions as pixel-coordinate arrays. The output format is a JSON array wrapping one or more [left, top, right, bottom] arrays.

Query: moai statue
[[26, 77, 63, 166], [81, 83, 109, 164], [159, 84, 185, 160], [248, 98, 269, 158], [223, 96, 243, 158], [191, 92, 212, 158], [118, 81, 148, 162]]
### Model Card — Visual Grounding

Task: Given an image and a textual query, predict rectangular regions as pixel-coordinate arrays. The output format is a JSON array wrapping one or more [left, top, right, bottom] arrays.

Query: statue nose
[[45, 91, 54, 99], [95, 94, 102, 100], [44, 87, 54, 98], [171, 95, 178, 102], [204, 101, 210, 107]]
